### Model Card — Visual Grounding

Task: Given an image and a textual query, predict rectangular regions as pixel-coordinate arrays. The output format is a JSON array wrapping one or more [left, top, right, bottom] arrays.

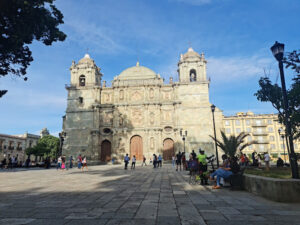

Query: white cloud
[[65, 21, 129, 55], [156, 53, 277, 84], [207, 55, 276, 83]]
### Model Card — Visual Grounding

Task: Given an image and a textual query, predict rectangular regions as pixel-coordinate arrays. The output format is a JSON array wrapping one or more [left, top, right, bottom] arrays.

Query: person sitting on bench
[[209, 156, 240, 189]]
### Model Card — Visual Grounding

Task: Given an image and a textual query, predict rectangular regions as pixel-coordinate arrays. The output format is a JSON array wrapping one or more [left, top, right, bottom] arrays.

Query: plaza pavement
[[0, 164, 300, 225]]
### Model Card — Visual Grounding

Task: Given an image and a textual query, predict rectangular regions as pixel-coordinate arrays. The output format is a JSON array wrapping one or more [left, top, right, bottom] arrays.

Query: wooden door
[[163, 138, 174, 160], [130, 136, 143, 160], [100, 140, 111, 162]]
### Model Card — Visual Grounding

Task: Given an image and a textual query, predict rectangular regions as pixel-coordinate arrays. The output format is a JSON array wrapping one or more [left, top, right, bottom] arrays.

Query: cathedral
[[62, 48, 223, 163]]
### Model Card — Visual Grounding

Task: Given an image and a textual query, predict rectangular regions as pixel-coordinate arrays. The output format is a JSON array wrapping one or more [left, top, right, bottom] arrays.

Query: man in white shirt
[[264, 152, 270, 171]]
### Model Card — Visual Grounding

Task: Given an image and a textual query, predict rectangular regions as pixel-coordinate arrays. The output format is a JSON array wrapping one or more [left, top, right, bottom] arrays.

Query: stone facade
[[223, 112, 300, 159], [0, 132, 40, 162], [62, 48, 223, 162]]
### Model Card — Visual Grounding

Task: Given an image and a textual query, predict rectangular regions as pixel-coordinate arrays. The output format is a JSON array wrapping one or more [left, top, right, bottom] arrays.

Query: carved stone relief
[[149, 88, 154, 99], [103, 112, 113, 124], [163, 110, 172, 122], [131, 91, 142, 101], [119, 114, 123, 126], [150, 137, 154, 149], [163, 91, 171, 100], [149, 112, 155, 125], [103, 93, 111, 103], [131, 109, 143, 126], [119, 90, 124, 100]]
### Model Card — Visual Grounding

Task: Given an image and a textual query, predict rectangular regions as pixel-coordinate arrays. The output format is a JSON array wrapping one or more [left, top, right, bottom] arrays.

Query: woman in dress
[[81, 156, 88, 172]]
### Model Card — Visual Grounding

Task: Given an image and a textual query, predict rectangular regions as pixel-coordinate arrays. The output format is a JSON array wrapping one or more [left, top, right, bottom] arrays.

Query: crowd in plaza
[[121, 148, 290, 190]]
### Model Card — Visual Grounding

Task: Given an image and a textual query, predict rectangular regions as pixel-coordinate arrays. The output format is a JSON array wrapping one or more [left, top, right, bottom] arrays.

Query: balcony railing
[[17, 147, 22, 151], [8, 146, 14, 150], [254, 139, 269, 144], [251, 121, 268, 127], [253, 131, 268, 136]]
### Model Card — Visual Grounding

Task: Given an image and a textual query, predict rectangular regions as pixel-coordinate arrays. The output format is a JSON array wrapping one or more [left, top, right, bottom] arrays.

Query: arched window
[[190, 69, 197, 82], [79, 75, 86, 86]]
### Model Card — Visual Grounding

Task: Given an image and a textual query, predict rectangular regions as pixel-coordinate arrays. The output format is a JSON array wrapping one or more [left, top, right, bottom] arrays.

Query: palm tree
[[210, 131, 257, 157]]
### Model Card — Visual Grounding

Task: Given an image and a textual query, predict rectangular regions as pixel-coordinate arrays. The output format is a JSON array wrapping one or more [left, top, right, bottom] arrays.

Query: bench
[[224, 167, 245, 190]]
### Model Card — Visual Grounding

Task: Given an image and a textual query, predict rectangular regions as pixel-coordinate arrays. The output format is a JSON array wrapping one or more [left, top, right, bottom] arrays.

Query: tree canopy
[[25, 135, 60, 159], [255, 50, 300, 139], [210, 131, 257, 157], [0, 0, 66, 96]]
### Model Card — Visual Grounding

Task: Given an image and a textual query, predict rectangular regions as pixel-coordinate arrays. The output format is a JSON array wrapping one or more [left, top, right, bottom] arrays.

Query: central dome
[[116, 62, 157, 80]]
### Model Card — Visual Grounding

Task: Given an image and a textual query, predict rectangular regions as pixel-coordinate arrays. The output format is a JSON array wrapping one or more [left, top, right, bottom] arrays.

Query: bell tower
[[178, 48, 207, 83], [70, 53, 102, 87]]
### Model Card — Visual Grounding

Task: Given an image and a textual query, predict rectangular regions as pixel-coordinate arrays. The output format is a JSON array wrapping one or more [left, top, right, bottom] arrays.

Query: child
[[81, 156, 88, 172], [131, 155, 136, 169]]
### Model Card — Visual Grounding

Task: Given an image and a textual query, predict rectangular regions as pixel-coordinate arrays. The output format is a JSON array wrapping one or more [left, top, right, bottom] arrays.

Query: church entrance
[[100, 140, 111, 162], [163, 138, 174, 160], [130, 135, 143, 161]]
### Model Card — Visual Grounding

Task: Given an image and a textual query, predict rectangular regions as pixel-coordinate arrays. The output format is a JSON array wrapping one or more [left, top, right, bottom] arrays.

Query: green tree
[[0, 0, 67, 97], [25, 146, 37, 157], [210, 131, 257, 158], [38, 135, 60, 158], [255, 50, 300, 139], [25, 135, 59, 159]]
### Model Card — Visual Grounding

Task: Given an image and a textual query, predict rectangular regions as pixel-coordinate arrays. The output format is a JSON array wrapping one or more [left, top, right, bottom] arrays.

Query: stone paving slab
[[1, 165, 300, 225]]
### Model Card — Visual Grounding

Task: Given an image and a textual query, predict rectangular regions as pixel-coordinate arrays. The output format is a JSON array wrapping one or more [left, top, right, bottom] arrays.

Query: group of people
[[55, 154, 88, 172], [123, 154, 164, 170], [184, 148, 241, 189], [0, 155, 22, 169], [152, 154, 162, 168], [76, 154, 88, 171], [124, 154, 137, 170]]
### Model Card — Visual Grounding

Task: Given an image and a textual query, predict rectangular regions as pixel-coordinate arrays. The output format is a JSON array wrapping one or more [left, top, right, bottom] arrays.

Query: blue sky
[[1, 0, 300, 136]]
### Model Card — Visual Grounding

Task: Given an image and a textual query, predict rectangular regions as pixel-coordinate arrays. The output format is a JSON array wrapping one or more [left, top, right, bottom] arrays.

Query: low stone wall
[[243, 174, 300, 202]]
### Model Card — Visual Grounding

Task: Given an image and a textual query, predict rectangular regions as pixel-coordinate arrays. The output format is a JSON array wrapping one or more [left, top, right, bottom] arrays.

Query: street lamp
[[180, 129, 187, 153], [211, 104, 219, 167], [271, 41, 299, 178], [278, 128, 286, 164]]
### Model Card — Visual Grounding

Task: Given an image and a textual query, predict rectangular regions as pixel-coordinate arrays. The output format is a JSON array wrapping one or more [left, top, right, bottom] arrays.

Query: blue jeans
[[172, 160, 175, 167], [210, 168, 233, 186]]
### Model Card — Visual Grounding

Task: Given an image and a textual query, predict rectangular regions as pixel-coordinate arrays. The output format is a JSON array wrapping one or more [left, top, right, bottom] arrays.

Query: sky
[[1, 0, 300, 136]]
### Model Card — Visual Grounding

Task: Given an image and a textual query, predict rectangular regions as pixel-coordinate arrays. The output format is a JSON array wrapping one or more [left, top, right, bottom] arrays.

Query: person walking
[[77, 154, 82, 169], [264, 152, 270, 171], [152, 154, 156, 168], [142, 155, 147, 166], [69, 156, 73, 169], [182, 152, 186, 170], [131, 155, 136, 169], [57, 156, 62, 170], [176, 151, 182, 171], [172, 155, 175, 167], [158, 155, 162, 167], [191, 150, 197, 160], [61, 157, 66, 171], [81, 156, 88, 172], [257, 154, 262, 168], [124, 154, 130, 170]]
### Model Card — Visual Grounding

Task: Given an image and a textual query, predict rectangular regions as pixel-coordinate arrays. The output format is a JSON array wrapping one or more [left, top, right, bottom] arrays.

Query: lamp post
[[211, 104, 219, 167], [278, 128, 286, 164], [271, 41, 299, 178], [180, 129, 187, 153]]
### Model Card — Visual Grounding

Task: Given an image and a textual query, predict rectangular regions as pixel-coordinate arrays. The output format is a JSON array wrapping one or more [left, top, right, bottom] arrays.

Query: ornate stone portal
[[62, 48, 223, 163]]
